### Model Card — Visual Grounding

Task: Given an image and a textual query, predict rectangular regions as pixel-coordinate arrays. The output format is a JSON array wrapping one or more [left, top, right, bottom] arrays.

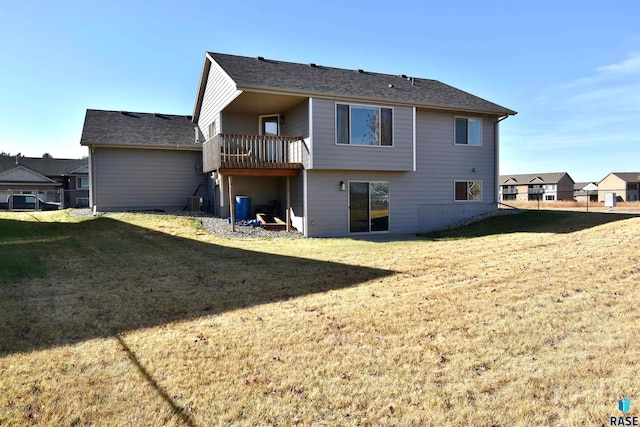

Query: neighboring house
[[498, 172, 575, 202], [597, 172, 640, 202], [80, 110, 206, 211], [573, 182, 598, 203], [81, 51, 516, 236], [0, 155, 88, 207]]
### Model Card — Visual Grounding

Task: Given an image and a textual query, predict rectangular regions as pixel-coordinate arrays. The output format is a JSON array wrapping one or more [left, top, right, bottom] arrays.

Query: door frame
[[348, 180, 390, 234], [259, 114, 280, 136]]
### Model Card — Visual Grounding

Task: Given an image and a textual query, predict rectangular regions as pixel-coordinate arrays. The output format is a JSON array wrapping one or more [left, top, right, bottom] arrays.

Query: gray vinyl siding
[[93, 148, 205, 211], [220, 99, 309, 137], [220, 112, 256, 134], [282, 100, 309, 138], [310, 98, 413, 171], [198, 61, 242, 138], [415, 110, 496, 203], [0, 167, 52, 182], [283, 100, 311, 168], [304, 109, 498, 237]]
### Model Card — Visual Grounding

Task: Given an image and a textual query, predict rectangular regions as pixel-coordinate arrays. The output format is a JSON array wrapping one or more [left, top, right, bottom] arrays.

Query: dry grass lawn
[[1, 210, 639, 426]]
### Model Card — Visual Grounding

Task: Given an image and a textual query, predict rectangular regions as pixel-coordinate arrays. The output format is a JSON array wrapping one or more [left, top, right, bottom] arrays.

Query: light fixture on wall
[[340, 181, 346, 191]]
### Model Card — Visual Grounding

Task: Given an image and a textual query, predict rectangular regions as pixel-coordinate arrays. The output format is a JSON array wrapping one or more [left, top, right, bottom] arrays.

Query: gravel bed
[[199, 217, 303, 239], [69, 208, 303, 239]]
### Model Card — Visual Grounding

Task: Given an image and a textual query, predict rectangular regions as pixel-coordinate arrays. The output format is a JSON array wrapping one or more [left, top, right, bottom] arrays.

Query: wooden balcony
[[203, 134, 304, 176]]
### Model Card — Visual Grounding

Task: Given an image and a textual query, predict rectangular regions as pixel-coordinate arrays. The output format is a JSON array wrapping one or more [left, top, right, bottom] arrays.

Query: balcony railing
[[528, 188, 544, 195], [203, 134, 305, 172], [501, 188, 517, 195]]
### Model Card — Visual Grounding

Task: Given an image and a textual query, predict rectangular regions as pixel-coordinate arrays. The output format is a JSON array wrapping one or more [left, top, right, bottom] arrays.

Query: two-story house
[[80, 52, 516, 237], [196, 52, 516, 237], [597, 172, 640, 202], [0, 155, 89, 207], [499, 173, 574, 203]]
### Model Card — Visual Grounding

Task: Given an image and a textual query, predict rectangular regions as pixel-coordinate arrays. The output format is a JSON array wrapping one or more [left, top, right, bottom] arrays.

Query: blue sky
[[0, 0, 638, 182]]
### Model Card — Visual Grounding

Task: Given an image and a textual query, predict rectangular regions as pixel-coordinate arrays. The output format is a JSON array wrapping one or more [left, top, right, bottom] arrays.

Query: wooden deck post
[[286, 175, 291, 232], [228, 175, 235, 232]]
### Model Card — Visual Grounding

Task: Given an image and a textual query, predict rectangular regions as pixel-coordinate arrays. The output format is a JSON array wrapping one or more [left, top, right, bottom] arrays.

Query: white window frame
[[454, 180, 483, 202], [454, 116, 483, 146], [77, 176, 89, 189], [335, 102, 394, 147], [207, 120, 217, 139], [259, 114, 280, 136]]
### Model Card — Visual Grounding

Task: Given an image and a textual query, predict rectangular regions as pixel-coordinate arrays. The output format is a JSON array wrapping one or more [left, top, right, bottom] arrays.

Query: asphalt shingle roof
[[499, 172, 573, 185], [80, 110, 201, 149], [606, 172, 640, 183], [0, 156, 87, 177], [208, 52, 516, 116]]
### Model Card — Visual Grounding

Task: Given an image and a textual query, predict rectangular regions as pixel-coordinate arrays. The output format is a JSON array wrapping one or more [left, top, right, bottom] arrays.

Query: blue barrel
[[235, 196, 251, 221]]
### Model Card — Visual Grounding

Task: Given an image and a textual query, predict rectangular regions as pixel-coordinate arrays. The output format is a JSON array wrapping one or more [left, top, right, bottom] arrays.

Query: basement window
[[455, 181, 482, 201]]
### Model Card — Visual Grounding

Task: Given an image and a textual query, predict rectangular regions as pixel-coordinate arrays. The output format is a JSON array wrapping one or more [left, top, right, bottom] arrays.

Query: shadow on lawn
[[420, 210, 640, 239], [0, 216, 393, 356]]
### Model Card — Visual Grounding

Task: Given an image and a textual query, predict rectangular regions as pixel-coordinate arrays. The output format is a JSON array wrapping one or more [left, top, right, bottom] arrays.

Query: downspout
[[494, 115, 510, 204], [89, 145, 97, 213]]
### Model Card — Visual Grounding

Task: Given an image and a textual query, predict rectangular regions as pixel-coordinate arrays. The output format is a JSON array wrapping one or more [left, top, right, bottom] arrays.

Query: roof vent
[[256, 56, 265, 61], [308, 63, 317, 67], [356, 68, 364, 73], [120, 111, 139, 118], [154, 113, 169, 120], [388, 84, 394, 88], [399, 74, 407, 79]]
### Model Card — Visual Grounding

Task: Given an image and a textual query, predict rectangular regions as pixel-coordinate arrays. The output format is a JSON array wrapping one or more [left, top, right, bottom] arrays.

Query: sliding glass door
[[349, 181, 389, 233]]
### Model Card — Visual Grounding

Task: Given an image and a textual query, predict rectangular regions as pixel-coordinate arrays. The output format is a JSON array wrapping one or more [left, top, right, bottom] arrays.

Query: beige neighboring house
[[597, 172, 640, 202], [499, 172, 575, 202], [573, 182, 598, 203]]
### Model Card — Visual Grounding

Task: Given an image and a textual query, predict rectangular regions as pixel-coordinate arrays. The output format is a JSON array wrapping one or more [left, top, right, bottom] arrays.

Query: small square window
[[77, 177, 89, 189], [454, 117, 482, 145], [455, 181, 482, 201]]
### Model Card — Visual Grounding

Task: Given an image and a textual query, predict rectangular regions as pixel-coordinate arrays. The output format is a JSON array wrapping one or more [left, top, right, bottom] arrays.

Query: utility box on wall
[[188, 196, 203, 211], [604, 192, 616, 208]]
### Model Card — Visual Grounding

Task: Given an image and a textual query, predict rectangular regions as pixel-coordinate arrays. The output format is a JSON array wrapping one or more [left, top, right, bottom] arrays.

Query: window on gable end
[[455, 180, 482, 201], [454, 117, 482, 146]]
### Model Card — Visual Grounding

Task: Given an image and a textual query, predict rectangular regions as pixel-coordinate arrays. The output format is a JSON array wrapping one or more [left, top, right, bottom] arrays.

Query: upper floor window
[[336, 104, 392, 146], [454, 117, 482, 146], [77, 177, 89, 189], [207, 121, 216, 139]]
